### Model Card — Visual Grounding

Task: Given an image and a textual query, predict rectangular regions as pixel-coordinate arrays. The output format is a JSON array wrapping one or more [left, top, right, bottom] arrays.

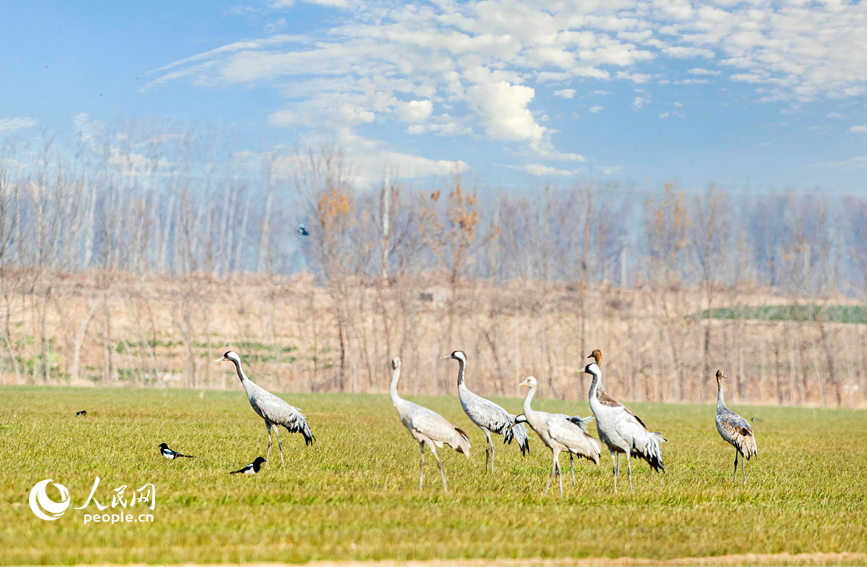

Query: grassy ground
[[1, 385, 866, 565]]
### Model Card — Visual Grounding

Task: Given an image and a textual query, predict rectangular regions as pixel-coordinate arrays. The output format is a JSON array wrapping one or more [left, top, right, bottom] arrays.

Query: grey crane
[[390, 357, 470, 492], [216, 351, 314, 467], [715, 369, 757, 484], [513, 376, 601, 495], [583, 350, 665, 492], [442, 350, 529, 473]]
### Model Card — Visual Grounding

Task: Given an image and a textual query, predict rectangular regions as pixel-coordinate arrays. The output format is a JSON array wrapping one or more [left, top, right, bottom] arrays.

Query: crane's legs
[[557, 459, 563, 496], [265, 422, 273, 465], [570, 453, 576, 487], [483, 430, 494, 474], [626, 452, 633, 492], [741, 452, 747, 485], [545, 449, 560, 495], [612, 452, 619, 493], [273, 426, 285, 467], [418, 442, 425, 490], [733, 449, 739, 483], [429, 445, 447, 492]]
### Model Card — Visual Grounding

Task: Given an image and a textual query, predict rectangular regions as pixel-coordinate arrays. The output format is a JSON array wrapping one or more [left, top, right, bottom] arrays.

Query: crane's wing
[[248, 384, 315, 445], [547, 416, 601, 462], [405, 403, 470, 456], [717, 411, 757, 459]]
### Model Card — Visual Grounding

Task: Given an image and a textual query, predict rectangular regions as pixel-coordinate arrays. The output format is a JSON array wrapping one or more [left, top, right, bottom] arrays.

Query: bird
[[715, 370, 758, 484], [583, 350, 665, 492], [75, 410, 87, 417], [442, 350, 529, 473], [230, 456, 267, 475], [512, 376, 601, 495], [750, 417, 762, 423], [216, 351, 314, 467], [297, 224, 309, 237], [390, 357, 470, 492], [159, 443, 195, 460]]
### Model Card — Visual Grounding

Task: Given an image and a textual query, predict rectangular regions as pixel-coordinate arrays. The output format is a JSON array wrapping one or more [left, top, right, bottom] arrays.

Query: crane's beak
[[214, 357, 225, 363], [518, 379, 529, 388], [572, 369, 581, 375], [440, 355, 451, 360]]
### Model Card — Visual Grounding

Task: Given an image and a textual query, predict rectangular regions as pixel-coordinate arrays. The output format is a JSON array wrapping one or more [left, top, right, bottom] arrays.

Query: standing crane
[[513, 376, 600, 495], [216, 351, 314, 467], [715, 369, 757, 484], [583, 351, 665, 492], [390, 357, 470, 492], [442, 350, 529, 473]]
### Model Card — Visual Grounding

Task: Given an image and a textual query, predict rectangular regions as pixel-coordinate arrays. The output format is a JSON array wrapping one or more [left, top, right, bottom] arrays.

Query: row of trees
[[1, 123, 866, 407]]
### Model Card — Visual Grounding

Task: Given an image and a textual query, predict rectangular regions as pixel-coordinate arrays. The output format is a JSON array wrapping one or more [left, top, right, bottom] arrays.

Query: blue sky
[[2, 0, 867, 191]]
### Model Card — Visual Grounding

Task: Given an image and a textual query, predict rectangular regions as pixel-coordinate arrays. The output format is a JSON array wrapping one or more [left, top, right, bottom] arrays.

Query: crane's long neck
[[232, 359, 249, 383], [717, 379, 726, 411], [390, 367, 402, 406], [456, 357, 466, 388], [588, 370, 601, 402], [522, 384, 537, 418]]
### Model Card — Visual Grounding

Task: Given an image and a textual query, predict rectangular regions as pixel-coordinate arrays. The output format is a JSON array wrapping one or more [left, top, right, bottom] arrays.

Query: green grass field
[[1, 385, 866, 565]]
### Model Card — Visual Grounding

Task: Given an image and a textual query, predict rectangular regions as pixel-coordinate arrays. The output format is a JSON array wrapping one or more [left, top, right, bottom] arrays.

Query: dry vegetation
[[3, 128, 867, 407]]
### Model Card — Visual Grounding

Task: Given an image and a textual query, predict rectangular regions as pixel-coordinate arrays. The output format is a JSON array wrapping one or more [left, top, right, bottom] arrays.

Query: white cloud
[[0, 117, 37, 132], [589, 90, 612, 96], [599, 166, 622, 175], [590, 105, 604, 113], [688, 68, 722, 76], [264, 19, 287, 34], [145, 0, 867, 176], [509, 164, 579, 176], [396, 100, 433, 123], [632, 96, 648, 109], [659, 112, 670, 118], [826, 112, 845, 119], [851, 125, 867, 133]]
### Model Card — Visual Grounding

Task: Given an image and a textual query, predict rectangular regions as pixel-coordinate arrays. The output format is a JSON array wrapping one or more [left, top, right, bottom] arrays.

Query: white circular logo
[[29, 479, 70, 521]]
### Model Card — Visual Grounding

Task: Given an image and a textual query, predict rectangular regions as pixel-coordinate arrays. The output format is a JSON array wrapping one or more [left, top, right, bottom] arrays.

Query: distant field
[[1, 386, 866, 565], [698, 304, 867, 324]]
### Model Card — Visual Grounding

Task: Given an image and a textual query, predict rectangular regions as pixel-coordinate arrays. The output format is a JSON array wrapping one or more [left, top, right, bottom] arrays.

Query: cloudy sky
[[2, 0, 867, 190]]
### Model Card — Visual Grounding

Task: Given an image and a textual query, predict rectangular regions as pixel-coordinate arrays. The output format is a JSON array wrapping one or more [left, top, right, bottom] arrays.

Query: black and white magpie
[[297, 224, 309, 237], [76, 410, 87, 417], [159, 443, 195, 460], [230, 456, 266, 474]]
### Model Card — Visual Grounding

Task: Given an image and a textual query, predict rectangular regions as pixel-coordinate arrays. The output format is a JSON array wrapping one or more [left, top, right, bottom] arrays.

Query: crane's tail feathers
[[503, 422, 531, 456], [567, 415, 595, 435], [633, 435, 665, 473], [652, 432, 667, 443], [453, 427, 471, 458], [282, 416, 315, 445]]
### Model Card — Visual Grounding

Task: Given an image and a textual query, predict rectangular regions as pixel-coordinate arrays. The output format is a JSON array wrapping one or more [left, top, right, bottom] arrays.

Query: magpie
[[297, 224, 309, 237], [76, 410, 87, 417], [230, 457, 266, 474], [159, 443, 195, 460]]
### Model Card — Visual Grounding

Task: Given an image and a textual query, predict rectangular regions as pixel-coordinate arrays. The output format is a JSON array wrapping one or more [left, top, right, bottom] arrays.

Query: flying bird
[[513, 376, 601, 495], [297, 224, 309, 237], [390, 357, 470, 492], [583, 350, 665, 492], [216, 351, 314, 467], [715, 370, 758, 484], [159, 443, 195, 460], [75, 410, 87, 417], [230, 457, 266, 475], [443, 350, 529, 473]]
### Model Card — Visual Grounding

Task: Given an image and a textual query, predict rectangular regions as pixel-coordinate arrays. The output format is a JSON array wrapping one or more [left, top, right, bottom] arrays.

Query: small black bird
[[297, 224, 309, 237], [76, 410, 87, 417], [230, 457, 266, 475], [751, 417, 762, 423], [159, 443, 195, 460]]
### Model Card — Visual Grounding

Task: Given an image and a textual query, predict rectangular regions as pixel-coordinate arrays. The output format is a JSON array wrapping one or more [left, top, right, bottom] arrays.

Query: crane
[[390, 357, 470, 491], [442, 350, 529, 473], [216, 351, 314, 467], [513, 376, 600, 495], [583, 351, 665, 492], [715, 370, 757, 484]]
